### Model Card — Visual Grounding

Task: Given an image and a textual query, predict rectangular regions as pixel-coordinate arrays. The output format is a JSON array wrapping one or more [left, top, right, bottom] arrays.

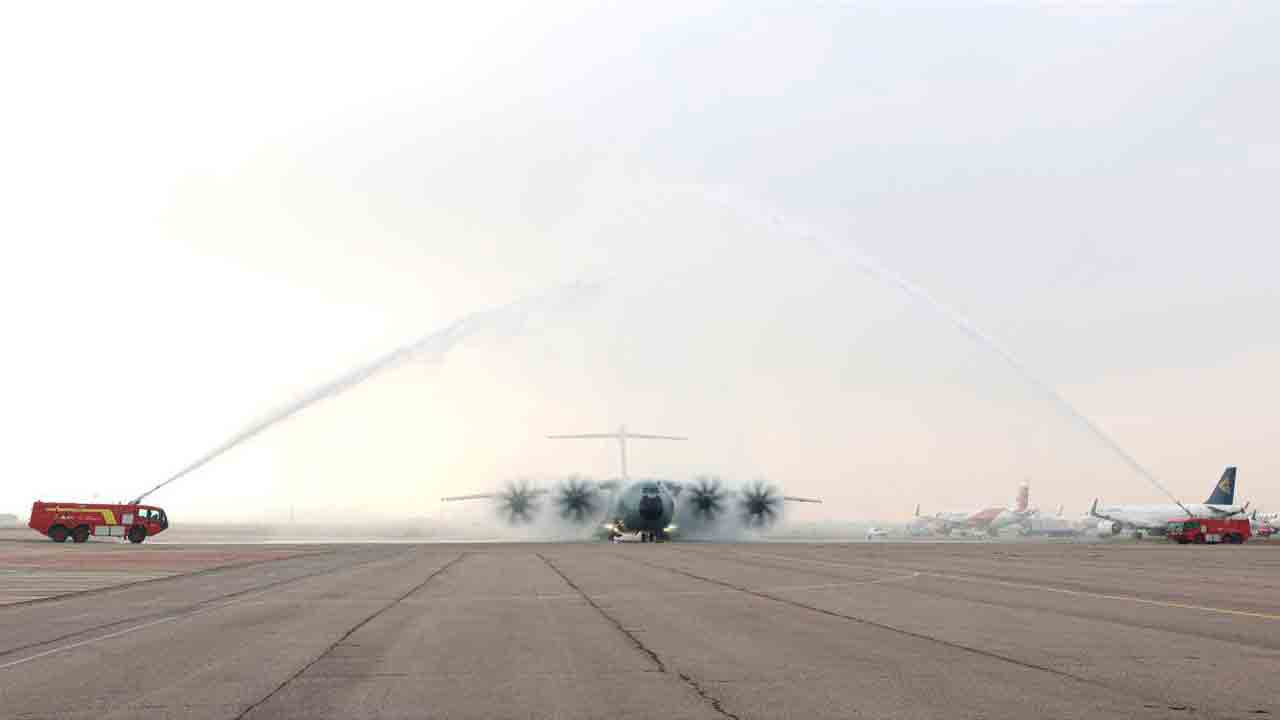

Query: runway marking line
[[721, 549, 1280, 622], [0, 608, 199, 670]]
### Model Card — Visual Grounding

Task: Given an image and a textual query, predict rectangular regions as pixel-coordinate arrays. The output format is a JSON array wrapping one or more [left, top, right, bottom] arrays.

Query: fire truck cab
[[1165, 517, 1250, 545], [28, 501, 169, 544]]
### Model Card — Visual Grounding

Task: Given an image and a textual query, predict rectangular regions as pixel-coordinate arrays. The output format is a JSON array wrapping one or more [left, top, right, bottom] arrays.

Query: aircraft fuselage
[[611, 481, 675, 534], [1095, 503, 1243, 532]]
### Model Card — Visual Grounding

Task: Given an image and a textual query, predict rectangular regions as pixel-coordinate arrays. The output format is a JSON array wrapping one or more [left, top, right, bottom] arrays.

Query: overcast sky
[[2, 1, 1276, 524]]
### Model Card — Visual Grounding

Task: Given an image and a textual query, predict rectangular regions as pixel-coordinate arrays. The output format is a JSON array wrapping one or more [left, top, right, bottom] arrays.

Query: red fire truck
[[1165, 517, 1250, 545], [28, 501, 169, 544]]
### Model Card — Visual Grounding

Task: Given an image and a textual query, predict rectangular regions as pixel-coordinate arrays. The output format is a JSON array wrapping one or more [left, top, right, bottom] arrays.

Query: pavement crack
[[637, 558, 1232, 720], [536, 553, 665, 672], [233, 552, 467, 720], [537, 553, 740, 720], [0, 548, 410, 662], [678, 672, 741, 719]]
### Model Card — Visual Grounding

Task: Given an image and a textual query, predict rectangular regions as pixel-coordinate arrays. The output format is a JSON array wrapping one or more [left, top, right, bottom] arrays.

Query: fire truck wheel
[[127, 526, 146, 544], [72, 525, 90, 543], [49, 525, 69, 543]]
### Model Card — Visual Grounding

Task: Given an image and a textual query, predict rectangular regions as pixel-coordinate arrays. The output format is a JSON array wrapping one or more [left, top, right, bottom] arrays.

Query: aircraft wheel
[[49, 525, 69, 543], [72, 525, 90, 543], [127, 526, 147, 544]]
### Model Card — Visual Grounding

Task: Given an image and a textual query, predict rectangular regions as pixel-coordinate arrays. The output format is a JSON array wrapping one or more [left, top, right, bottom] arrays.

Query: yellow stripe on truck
[[49, 508, 118, 525]]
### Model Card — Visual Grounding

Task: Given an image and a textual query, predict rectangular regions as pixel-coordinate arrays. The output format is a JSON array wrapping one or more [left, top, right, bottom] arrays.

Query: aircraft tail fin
[[1205, 466, 1237, 505], [1015, 482, 1030, 513], [913, 503, 921, 518]]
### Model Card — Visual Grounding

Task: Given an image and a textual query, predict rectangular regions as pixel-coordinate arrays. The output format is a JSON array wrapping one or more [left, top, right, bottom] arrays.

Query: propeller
[[554, 475, 600, 524], [738, 479, 782, 528], [686, 475, 728, 523], [497, 479, 541, 524]]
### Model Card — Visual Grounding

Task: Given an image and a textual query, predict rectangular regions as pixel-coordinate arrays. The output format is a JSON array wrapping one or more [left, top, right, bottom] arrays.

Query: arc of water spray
[[700, 187, 1186, 508], [845, 254, 1186, 508], [129, 280, 600, 504]]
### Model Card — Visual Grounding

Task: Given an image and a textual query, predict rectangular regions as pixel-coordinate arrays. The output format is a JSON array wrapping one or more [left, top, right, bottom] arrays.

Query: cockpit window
[[642, 484, 660, 493]]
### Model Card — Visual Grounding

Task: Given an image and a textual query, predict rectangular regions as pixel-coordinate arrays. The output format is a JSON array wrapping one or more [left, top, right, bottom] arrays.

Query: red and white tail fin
[[1015, 483, 1030, 513]]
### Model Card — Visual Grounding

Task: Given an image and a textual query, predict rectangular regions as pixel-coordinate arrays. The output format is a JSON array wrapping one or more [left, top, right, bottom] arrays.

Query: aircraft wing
[[441, 489, 550, 502], [782, 496, 822, 504], [441, 493, 499, 502]]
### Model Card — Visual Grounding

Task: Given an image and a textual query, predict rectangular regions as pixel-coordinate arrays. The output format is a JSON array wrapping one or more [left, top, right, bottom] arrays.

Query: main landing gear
[[639, 531, 668, 543]]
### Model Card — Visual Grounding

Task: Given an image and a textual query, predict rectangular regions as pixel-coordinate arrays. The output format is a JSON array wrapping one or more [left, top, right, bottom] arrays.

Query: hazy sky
[[2, 1, 1277, 524]]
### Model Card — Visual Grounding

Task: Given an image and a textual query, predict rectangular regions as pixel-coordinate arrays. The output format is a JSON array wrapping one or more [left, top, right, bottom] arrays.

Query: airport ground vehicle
[[28, 501, 169, 544], [1164, 517, 1250, 545]]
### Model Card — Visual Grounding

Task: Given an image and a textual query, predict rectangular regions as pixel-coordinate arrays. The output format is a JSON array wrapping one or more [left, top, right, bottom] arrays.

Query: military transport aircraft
[[1088, 466, 1246, 538], [441, 426, 821, 542]]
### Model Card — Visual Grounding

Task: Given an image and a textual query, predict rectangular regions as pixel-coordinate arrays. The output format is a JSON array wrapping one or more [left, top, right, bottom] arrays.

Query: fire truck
[[28, 501, 169, 544], [1164, 517, 1250, 545]]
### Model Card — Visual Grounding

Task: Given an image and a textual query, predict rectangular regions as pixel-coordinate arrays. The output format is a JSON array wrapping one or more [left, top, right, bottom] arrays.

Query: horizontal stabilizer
[[547, 434, 616, 439], [627, 434, 688, 440], [547, 433, 687, 440]]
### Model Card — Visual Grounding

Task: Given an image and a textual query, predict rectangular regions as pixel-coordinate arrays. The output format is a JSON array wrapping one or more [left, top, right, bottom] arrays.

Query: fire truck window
[[138, 509, 152, 521]]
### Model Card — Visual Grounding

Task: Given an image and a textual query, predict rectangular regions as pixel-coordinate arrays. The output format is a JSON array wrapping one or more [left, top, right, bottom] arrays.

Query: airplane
[[1089, 466, 1246, 539], [1249, 510, 1278, 538], [865, 526, 890, 540], [441, 426, 821, 542], [914, 482, 1036, 537]]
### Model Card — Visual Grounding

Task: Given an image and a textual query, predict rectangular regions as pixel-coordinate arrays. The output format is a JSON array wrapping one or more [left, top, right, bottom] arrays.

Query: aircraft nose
[[639, 495, 663, 521]]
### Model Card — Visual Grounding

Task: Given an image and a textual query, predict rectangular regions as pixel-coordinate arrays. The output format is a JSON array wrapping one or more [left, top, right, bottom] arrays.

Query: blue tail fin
[[1205, 467, 1236, 505]]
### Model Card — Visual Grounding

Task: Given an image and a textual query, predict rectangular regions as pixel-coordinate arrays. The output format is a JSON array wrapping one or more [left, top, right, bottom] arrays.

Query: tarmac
[[2, 536, 1279, 719]]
